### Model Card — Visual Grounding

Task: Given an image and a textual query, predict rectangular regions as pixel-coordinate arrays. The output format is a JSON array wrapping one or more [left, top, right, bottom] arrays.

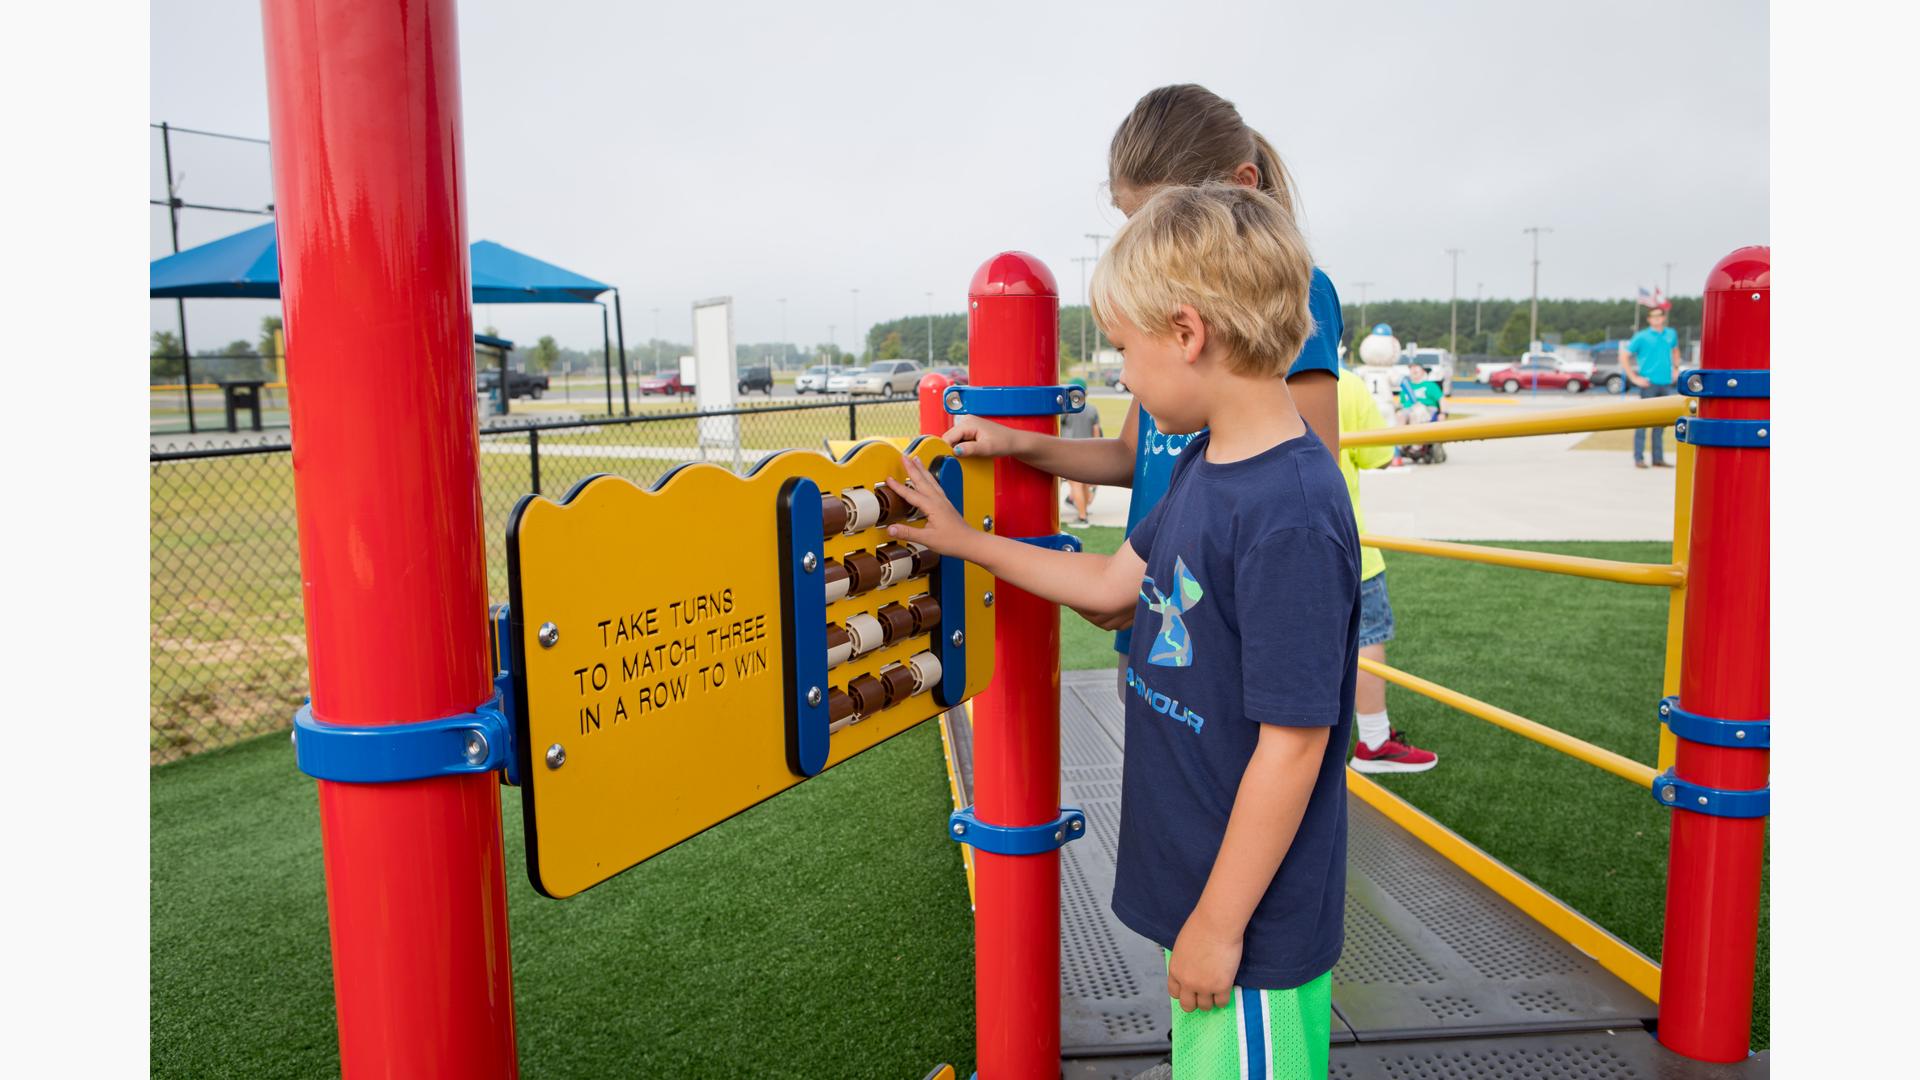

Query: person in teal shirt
[[1622, 305, 1681, 468]]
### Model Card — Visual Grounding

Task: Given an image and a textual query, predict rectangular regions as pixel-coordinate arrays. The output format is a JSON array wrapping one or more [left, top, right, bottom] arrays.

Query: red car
[[637, 372, 688, 396], [1485, 361, 1587, 394]]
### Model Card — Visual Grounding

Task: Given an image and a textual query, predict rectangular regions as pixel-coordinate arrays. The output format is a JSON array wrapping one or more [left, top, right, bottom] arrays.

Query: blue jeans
[[1634, 383, 1677, 463]]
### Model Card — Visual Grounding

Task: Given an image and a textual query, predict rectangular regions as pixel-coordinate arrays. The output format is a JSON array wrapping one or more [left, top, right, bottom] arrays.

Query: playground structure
[[257, 1, 1766, 1075]]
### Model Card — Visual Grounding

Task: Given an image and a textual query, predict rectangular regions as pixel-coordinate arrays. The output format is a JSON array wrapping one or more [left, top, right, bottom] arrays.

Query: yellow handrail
[[1360, 658, 1658, 788], [1359, 535, 1684, 587], [1339, 395, 1690, 448]]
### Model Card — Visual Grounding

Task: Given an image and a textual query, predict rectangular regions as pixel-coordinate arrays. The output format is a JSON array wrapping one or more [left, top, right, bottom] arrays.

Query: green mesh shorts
[[1165, 956, 1333, 1080]]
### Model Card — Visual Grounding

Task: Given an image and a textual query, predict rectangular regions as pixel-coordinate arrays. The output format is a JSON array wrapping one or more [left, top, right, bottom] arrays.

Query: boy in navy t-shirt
[[884, 182, 1358, 1079]]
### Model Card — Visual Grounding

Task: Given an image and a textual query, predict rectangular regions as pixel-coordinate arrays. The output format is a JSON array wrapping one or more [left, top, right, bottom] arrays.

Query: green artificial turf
[[152, 531, 1768, 1072]]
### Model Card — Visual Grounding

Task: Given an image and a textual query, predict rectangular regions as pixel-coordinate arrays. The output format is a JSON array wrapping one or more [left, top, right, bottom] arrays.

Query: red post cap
[[969, 251, 1057, 299], [1704, 246, 1770, 295], [917, 371, 955, 437]]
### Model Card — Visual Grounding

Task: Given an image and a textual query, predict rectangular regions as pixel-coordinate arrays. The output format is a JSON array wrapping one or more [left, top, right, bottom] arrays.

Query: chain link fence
[[150, 396, 921, 763]]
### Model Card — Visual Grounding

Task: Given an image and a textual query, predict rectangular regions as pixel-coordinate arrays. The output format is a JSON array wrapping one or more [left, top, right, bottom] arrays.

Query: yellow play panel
[[506, 437, 994, 898]]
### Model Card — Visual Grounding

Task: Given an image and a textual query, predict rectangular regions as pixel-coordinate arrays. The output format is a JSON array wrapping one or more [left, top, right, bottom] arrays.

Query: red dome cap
[[969, 251, 1057, 299], [1704, 246, 1770, 294]]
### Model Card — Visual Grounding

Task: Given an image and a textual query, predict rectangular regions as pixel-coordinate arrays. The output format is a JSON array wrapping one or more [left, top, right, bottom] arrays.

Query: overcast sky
[[151, 0, 1767, 355]]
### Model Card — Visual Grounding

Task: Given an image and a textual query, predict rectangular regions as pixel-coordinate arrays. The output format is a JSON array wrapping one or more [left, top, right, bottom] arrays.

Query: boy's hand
[[883, 454, 976, 559], [943, 416, 1026, 459], [1167, 917, 1243, 1013]]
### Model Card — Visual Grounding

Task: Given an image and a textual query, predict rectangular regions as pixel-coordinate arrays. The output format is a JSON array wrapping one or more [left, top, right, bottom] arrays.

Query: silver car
[[844, 360, 924, 396], [795, 364, 847, 394]]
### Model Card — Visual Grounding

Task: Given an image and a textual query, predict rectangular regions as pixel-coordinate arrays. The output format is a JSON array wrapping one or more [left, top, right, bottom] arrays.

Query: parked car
[[476, 368, 548, 400], [1105, 369, 1129, 392], [840, 360, 924, 396], [927, 366, 969, 385], [738, 365, 774, 395], [1485, 361, 1588, 394], [795, 364, 849, 394], [637, 372, 688, 396]]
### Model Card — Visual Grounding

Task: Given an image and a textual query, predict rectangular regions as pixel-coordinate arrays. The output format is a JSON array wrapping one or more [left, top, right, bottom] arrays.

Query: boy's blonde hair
[[1090, 183, 1316, 377]]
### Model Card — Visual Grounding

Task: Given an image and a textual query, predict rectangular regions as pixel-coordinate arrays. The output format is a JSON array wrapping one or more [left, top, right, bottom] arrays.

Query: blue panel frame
[[933, 456, 969, 708], [1675, 367, 1770, 399], [1016, 532, 1083, 553], [1652, 768, 1770, 819], [948, 805, 1088, 855], [1674, 416, 1769, 448], [1659, 695, 1769, 749], [942, 384, 1087, 417], [779, 477, 832, 776]]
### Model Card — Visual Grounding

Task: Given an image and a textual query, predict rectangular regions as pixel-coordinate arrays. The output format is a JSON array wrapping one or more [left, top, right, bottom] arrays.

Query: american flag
[[1637, 287, 1670, 310]]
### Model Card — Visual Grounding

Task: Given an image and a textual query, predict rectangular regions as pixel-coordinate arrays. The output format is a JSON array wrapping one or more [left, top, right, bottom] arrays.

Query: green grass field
[[151, 529, 1766, 1075]]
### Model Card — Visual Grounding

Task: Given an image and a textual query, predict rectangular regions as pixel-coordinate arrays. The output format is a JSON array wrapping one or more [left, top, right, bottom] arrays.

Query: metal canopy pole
[[159, 121, 199, 434], [613, 288, 632, 416], [261, 0, 518, 1074]]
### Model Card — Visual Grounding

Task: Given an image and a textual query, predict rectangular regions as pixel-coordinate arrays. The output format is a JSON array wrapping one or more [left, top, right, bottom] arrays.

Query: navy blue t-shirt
[[1112, 426, 1360, 990], [1117, 267, 1344, 654]]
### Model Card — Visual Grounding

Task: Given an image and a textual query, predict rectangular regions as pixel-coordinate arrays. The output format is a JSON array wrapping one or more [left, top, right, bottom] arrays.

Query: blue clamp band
[[942, 385, 1087, 417], [294, 679, 514, 784], [1016, 532, 1083, 553], [1676, 368, 1769, 399], [1674, 415, 1769, 448], [949, 805, 1087, 855], [1652, 769, 1769, 819], [1659, 695, 1769, 749]]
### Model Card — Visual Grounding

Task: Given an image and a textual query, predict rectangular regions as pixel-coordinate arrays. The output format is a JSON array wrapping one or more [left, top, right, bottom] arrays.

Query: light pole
[[650, 307, 660, 374], [1353, 281, 1374, 333], [778, 297, 788, 370], [828, 323, 837, 362], [925, 291, 934, 365], [1073, 255, 1095, 369], [1085, 234, 1110, 358], [1445, 248, 1463, 356], [1474, 282, 1484, 336], [1523, 226, 1552, 349], [850, 288, 860, 362]]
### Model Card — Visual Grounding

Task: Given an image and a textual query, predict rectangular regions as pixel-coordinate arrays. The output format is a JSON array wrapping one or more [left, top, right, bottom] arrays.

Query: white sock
[[1357, 710, 1392, 751]]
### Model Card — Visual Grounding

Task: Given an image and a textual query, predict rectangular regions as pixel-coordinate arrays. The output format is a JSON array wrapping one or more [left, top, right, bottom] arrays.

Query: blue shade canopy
[[150, 225, 614, 303]]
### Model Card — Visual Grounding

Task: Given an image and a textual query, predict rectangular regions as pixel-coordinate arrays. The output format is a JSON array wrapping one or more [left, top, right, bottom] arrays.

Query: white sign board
[[691, 298, 739, 462]]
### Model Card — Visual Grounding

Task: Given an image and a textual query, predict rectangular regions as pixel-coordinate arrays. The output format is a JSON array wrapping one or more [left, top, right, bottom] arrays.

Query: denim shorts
[[1358, 572, 1395, 648]]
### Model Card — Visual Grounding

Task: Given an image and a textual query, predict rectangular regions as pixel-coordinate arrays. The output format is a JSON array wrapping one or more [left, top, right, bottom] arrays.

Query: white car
[[795, 364, 850, 394], [843, 360, 924, 396]]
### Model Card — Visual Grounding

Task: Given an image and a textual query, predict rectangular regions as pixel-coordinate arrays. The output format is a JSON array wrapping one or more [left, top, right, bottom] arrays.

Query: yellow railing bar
[[1346, 772, 1662, 1002], [1339, 395, 1690, 448], [1359, 535, 1684, 588], [1360, 658, 1658, 789]]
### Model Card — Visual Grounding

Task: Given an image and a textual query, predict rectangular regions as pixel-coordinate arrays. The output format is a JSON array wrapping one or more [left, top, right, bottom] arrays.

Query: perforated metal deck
[[942, 669, 1767, 1079]]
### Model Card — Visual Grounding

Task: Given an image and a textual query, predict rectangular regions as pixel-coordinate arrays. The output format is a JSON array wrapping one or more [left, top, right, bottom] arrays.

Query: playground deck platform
[[942, 670, 1769, 1079]]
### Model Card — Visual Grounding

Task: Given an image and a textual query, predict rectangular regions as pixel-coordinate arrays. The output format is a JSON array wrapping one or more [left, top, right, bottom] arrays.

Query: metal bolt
[[1698, 795, 1709, 806], [802, 551, 818, 574], [953, 822, 967, 835], [951, 630, 966, 647], [1661, 784, 1676, 802], [1070, 819, 1083, 832], [1055, 393, 1065, 408], [982, 591, 995, 607], [1727, 377, 1739, 388], [1756, 428, 1768, 439], [1053, 829, 1065, 843], [1688, 398, 1700, 415], [1735, 730, 1747, 740], [290, 728, 297, 744], [946, 391, 963, 411], [538, 621, 559, 648], [982, 516, 994, 533], [807, 686, 822, 707], [1750, 292, 1761, 301], [463, 730, 489, 766], [1659, 702, 1671, 716], [1687, 374, 1703, 393], [545, 743, 566, 770]]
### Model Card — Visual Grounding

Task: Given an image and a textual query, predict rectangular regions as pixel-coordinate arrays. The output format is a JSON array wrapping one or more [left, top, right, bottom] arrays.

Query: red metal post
[[967, 253, 1062, 1079], [262, 1, 519, 1075], [1657, 246, 1769, 1063], [918, 371, 955, 438]]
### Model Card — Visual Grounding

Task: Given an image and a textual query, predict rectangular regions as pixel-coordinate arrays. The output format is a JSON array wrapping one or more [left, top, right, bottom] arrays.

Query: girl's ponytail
[[1109, 84, 1298, 217], [1247, 129, 1297, 218]]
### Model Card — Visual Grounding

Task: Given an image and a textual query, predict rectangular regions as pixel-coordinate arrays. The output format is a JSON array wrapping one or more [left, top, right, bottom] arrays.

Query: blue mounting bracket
[[932, 456, 970, 708], [1659, 695, 1769, 749], [1676, 368, 1770, 399], [293, 674, 516, 785], [942, 384, 1087, 417], [1652, 768, 1770, 819], [1017, 532, 1083, 553], [1674, 415, 1769, 448], [949, 805, 1088, 855], [779, 476, 833, 777]]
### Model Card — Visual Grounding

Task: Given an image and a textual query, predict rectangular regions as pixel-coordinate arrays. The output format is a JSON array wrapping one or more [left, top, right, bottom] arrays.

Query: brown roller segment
[[821, 560, 850, 600], [824, 623, 851, 652], [826, 687, 856, 726], [879, 664, 918, 707], [842, 550, 885, 596], [906, 594, 942, 635], [819, 493, 849, 537], [873, 483, 910, 526], [846, 673, 887, 717], [875, 603, 916, 644], [908, 544, 939, 577]]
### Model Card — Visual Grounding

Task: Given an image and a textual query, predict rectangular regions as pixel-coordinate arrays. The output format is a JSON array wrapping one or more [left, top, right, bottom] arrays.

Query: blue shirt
[[1626, 326, 1678, 385], [1115, 427, 1360, 989], [1117, 267, 1344, 653]]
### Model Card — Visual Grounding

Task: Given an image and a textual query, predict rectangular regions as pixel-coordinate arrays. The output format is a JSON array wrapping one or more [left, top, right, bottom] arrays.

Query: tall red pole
[[967, 253, 1063, 1078], [1657, 246, 1769, 1062], [263, 2, 519, 1075]]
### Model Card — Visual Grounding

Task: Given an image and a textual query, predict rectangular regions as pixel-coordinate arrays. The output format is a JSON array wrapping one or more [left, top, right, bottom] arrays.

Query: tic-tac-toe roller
[[504, 436, 993, 898]]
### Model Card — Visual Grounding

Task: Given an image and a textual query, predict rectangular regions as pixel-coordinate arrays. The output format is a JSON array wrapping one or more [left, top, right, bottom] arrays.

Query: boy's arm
[[883, 454, 1143, 618], [1168, 723, 1330, 1013], [944, 407, 1135, 487]]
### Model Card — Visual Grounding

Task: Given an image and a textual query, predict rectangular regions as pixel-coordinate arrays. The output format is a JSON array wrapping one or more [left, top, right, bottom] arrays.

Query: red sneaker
[[1351, 731, 1438, 774]]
